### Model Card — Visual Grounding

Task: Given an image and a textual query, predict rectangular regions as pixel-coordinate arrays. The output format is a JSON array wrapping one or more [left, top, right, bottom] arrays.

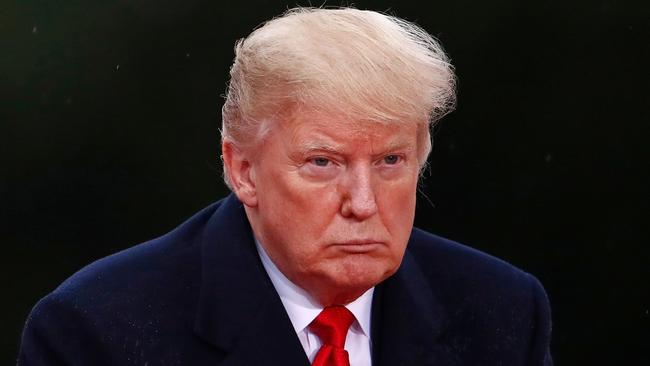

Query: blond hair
[[221, 7, 456, 185]]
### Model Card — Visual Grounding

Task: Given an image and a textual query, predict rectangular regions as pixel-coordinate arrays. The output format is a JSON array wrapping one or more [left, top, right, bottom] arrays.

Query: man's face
[[240, 112, 421, 305]]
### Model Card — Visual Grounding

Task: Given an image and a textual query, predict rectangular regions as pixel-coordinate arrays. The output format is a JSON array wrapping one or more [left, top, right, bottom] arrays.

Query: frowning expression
[[231, 112, 421, 305]]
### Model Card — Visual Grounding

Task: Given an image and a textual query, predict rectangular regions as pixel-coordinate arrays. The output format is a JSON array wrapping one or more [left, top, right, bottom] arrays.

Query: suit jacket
[[18, 194, 553, 365]]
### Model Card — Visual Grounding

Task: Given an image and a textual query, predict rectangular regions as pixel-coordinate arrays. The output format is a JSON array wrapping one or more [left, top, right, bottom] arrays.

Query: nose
[[340, 163, 378, 220]]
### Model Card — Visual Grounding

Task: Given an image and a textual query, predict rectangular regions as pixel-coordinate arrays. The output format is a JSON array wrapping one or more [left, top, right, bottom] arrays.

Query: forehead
[[279, 111, 419, 149]]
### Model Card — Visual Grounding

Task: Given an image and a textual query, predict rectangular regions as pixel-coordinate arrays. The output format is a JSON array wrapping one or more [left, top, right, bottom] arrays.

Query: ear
[[221, 140, 258, 207]]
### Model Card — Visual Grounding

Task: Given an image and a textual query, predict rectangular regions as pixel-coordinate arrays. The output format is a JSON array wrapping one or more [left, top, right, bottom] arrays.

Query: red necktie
[[309, 305, 355, 366]]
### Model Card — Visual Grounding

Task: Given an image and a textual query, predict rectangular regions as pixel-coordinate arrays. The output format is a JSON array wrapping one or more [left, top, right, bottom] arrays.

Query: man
[[18, 7, 552, 366]]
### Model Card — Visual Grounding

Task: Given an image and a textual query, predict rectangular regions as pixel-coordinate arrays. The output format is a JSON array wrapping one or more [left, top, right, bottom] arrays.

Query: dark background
[[2, 0, 648, 364]]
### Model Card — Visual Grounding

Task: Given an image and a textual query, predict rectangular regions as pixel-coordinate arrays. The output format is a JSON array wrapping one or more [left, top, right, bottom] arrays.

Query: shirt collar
[[255, 239, 374, 337]]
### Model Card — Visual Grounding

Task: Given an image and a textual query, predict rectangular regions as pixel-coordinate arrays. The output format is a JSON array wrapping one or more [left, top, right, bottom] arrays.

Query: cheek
[[379, 177, 418, 239], [383, 169, 418, 203], [257, 168, 341, 241]]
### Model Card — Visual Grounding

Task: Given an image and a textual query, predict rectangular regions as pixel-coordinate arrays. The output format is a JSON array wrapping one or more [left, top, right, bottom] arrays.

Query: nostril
[[340, 194, 378, 220], [339, 166, 378, 219]]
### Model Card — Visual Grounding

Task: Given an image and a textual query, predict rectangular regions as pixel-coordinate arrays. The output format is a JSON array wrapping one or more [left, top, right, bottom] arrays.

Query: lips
[[338, 239, 380, 245], [332, 240, 384, 253]]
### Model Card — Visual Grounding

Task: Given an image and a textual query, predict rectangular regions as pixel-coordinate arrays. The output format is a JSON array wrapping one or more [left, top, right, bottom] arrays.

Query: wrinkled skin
[[223, 112, 421, 306]]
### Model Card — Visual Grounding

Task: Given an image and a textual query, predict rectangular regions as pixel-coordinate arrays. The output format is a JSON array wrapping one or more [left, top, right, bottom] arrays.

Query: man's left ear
[[221, 141, 258, 207]]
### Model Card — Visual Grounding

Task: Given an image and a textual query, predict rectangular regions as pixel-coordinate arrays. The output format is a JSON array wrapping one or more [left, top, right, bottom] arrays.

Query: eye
[[302, 156, 339, 180], [383, 154, 401, 165], [311, 157, 331, 167]]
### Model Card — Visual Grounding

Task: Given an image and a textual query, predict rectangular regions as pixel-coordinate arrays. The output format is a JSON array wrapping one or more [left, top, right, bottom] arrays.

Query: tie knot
[[309, 305, 355, 348]]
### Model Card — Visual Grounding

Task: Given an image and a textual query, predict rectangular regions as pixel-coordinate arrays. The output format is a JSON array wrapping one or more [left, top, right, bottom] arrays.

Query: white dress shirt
[[256, 240, 374, 366]]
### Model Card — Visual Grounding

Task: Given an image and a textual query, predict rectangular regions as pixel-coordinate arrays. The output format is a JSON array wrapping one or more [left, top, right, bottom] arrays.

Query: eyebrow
[[381, 140, 415, 154], [296, 142, 344, 155], [295, 140, 415, 156]]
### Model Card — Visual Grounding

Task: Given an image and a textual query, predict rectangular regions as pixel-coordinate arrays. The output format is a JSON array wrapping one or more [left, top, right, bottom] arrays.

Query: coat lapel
[[193, 194, 310, 366], [371, 244, 454, 366]]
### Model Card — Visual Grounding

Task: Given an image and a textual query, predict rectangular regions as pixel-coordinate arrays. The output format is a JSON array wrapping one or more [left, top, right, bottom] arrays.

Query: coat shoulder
[[18, 199, 226, 365], [55, 199, 223, 302], [407, 227, 541, 295], [405, 228, 553, 365]]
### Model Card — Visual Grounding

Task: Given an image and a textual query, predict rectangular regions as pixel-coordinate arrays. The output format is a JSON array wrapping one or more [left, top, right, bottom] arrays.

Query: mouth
[[332, 240, 384, 253]]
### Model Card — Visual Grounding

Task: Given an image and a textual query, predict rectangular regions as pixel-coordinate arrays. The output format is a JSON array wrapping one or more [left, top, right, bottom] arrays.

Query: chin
[[295, 255, 402, 305], [322, 276, 383, 306], [329, 258, 397, 291]]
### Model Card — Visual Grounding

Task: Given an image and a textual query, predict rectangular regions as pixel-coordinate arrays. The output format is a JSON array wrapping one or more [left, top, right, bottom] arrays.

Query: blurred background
[[2, 0, 648, 364]]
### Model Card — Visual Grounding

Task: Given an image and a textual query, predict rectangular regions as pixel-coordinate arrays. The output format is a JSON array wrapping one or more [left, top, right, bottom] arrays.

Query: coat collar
[[193, 194, 450, 365], [370, 245, 453, 366], [193, 194, 310, 365]]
